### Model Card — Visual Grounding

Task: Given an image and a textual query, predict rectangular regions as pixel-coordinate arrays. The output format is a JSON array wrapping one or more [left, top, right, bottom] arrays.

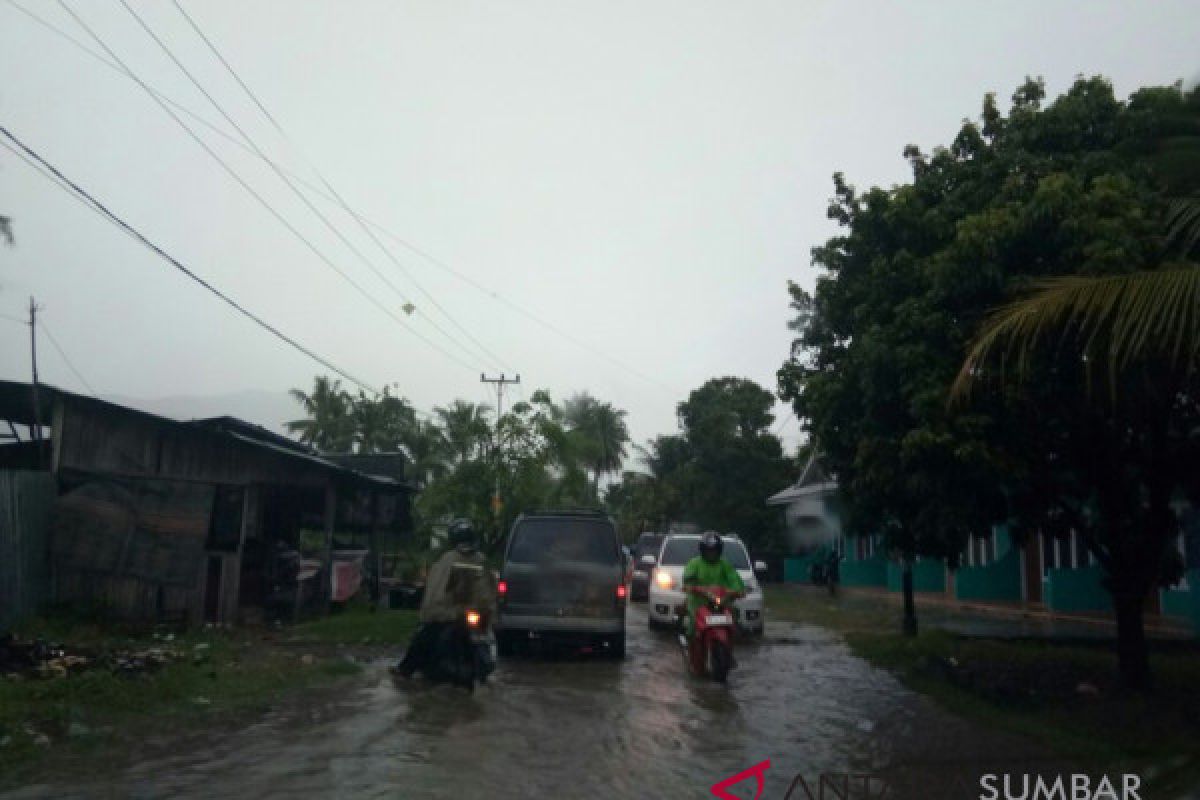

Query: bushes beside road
[[766, 586, 1200, 796], [0, 605, 417, 788]]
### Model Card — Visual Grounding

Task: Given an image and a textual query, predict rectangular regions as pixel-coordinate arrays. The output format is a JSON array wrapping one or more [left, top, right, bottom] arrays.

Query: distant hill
[[104, 389, 300, 437]]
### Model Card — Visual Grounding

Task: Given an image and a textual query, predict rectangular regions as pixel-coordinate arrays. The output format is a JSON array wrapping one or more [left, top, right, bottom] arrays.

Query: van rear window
[[508, 518, 617, 564]]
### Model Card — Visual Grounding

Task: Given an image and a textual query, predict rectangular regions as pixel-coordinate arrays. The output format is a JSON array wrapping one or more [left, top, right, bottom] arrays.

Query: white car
[[647, 534, 765, 635]]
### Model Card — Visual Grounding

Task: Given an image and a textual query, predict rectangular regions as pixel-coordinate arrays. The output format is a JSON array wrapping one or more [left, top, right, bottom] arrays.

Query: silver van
[[496, 510, 627, 658]]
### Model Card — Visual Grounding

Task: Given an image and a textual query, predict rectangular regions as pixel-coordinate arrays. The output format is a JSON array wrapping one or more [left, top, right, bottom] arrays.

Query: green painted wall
[[1044, 565, 1112, 613], [886, 559, 946, 593], [1162, 570, 1199, 633], [842, 555, 887, 587], [784, 553, 819, 583], [955, 549, 1022, 603]]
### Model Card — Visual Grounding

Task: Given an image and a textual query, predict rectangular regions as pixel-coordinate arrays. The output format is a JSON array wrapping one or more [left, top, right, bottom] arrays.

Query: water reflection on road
[[7, 606, 1058, 800]]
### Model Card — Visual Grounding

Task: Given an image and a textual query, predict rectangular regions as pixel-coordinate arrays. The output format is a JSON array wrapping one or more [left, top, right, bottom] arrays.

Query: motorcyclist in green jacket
[[682, 531, 744, 636]]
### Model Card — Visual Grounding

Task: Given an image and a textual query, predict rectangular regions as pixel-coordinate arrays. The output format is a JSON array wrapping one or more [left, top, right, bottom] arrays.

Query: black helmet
[[699, 530, 723, 561], [448, 519, 476, 549]]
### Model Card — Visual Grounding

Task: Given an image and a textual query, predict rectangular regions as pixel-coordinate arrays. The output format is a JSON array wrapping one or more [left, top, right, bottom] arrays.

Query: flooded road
[[7, 605, 1062, 799]]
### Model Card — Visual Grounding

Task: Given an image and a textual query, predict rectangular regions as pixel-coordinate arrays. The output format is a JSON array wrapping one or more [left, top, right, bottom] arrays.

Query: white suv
[[647, 534, 765, 635]]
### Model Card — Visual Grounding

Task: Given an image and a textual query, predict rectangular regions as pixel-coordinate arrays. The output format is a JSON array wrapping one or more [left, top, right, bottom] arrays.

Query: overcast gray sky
[[2, 0, 1197, 454]]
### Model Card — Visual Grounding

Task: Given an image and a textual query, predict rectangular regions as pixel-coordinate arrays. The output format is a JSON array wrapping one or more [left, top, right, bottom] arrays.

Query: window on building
[[1072, 531, 1093, 569], [977, 532, 992, 567], [1041, 532, 1056, 578], [1175, 531, 1189, 590], [1057, 536, 1074, 570]]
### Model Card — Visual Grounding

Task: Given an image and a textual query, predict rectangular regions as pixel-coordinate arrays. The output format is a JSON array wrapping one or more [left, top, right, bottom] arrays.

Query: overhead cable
[[119, 0, 501, 373], [56, 0, 481, 374], [0, 126, 382, 396], [171, 0, 513, 374], [37, 318, 98, 396], [12, 0, 678, 396]]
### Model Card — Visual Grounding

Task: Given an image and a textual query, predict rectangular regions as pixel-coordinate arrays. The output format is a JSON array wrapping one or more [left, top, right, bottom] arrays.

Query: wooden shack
[[0, 380, 415, 627]]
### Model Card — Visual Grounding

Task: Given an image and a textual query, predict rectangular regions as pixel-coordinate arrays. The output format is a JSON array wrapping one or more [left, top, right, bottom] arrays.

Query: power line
[[10, 0, 679, 397], [37, 318, 97, 396], [0, 125, 381, 395], [170, 0, 514, 375], [55, 0, 481, 374], [119, 0, 500, 374]]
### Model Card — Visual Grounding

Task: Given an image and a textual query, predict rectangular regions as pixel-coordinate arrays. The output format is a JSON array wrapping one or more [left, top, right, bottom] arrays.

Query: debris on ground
[[0, 633, 184, 680]]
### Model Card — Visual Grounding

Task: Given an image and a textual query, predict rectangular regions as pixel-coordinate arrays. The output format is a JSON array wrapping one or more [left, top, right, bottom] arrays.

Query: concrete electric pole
[[28, 296, 44, 467], [480, 373, 520, 519]]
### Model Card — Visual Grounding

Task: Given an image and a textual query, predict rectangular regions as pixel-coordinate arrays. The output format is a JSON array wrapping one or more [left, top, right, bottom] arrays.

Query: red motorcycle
[[678, 585, 740, 683]]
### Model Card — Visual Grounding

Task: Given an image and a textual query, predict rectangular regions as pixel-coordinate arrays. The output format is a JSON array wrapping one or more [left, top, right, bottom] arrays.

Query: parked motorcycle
[[677, 586, 737, 683], [426, 609, 496, 692]]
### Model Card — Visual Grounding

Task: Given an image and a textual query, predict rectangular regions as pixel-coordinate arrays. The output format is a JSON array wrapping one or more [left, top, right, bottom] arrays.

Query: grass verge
[[766, 586, 1200, 796], [0, 605, 418, 788]]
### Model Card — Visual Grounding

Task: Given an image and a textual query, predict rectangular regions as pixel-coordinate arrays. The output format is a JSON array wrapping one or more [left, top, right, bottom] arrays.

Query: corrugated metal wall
[[0, 470, 56, 631]]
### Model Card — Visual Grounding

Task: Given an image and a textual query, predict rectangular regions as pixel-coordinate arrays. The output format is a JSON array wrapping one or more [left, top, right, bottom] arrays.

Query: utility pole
[[28, 296, 44, 468], [480, 373, 520, 521]]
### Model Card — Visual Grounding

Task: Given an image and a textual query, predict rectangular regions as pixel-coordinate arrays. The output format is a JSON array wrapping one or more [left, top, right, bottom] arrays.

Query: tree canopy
[[780, 77, 1200, 684], [606, 377, 790, 551]]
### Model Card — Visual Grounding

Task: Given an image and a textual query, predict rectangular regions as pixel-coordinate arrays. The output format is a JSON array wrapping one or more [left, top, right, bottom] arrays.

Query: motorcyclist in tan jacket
[[392, 519, 496, 678]]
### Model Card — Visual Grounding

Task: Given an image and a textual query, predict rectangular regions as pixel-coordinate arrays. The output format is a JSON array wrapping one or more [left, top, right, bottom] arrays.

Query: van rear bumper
[[497, 614, 624, 635]]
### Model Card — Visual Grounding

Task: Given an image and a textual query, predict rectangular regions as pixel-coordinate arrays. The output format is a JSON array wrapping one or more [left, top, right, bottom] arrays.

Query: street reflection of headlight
[[654, 569, 673, 589], [466, 610, 481, 627]]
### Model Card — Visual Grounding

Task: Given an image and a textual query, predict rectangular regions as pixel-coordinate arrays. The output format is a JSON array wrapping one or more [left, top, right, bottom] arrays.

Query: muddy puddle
[[4, 607, 1065, 799]]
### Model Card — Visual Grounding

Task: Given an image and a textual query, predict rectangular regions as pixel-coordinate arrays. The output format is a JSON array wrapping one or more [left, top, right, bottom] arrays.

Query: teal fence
[[1044, 565, 1111, 613], [955, 549, 1022, 603], [1162, 571, 1199, 633], [886, 559, 946, 593], [784, 555, 813, 583], [842, 555, 888, 588]]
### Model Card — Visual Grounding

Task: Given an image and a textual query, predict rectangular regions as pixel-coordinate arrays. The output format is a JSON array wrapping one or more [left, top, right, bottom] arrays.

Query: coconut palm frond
[[952, 267, 1200, 400], [1166, 197, 1200, 257]]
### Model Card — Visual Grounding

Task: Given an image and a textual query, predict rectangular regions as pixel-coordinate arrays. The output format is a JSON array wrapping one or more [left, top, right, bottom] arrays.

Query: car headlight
[[654, 569, 673, 590]]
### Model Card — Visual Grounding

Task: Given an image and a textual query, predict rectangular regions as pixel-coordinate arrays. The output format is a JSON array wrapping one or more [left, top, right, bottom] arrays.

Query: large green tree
[[286, 376, 355, 453], [563, 392, 631, 497], [607, 379, 790, 552], [434, 400, 492, 465], [781, 77, 1199, 685]]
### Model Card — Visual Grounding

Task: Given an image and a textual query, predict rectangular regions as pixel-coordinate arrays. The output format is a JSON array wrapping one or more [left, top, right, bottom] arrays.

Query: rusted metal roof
[[0, 380, 414, 492]]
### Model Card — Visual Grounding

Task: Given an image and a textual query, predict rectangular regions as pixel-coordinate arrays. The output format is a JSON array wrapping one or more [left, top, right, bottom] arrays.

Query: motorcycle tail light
[[466, 610, 481, 628], [497, 580, 508, 596], [616, 585, 627, 599]]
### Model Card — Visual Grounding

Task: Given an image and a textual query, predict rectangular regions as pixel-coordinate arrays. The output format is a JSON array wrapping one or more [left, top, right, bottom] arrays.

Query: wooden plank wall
[[0, 470, 56, 630]]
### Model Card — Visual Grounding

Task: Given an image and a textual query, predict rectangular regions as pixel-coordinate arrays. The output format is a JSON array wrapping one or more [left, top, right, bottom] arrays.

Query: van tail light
[[497, 580, 508, 596]]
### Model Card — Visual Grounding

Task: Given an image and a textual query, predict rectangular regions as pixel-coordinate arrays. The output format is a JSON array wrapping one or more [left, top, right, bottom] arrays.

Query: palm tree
[[952, 198, 1200, 396], [401, 419, 449, 489], [286, 376, 355, 453], [353, 388, 417, 454], [563, 393, 630, 498], [950, 198, 1199, 691], [434, 400, 492, 465]]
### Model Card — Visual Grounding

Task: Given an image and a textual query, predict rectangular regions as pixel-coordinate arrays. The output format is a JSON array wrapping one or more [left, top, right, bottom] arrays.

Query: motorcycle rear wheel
[[709, 640, 732, 683]]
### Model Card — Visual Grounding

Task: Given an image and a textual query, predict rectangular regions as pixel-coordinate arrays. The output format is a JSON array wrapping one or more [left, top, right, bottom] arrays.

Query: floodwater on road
[[5, 605, 1066, 800]]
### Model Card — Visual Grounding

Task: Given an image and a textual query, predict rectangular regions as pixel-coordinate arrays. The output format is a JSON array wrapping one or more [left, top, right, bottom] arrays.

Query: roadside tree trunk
[[1112, 587, 1150, 691], [901, 558, 918, 637]]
